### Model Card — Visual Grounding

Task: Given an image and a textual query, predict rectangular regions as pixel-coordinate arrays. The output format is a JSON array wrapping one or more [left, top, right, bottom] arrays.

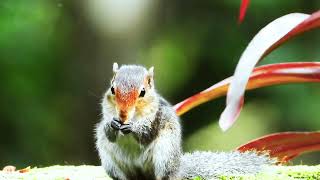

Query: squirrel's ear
[[147, 66, 154, 88], [148, 66, 154, 77], [113, 62, 119, 73]]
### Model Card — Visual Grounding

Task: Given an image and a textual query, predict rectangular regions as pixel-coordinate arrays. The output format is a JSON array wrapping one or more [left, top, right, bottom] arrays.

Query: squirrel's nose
[[119, 110, 128, 124]]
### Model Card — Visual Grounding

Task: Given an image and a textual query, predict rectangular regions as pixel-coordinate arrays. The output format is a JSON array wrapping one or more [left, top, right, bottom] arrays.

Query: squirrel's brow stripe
[[115, 65, 147, 93]]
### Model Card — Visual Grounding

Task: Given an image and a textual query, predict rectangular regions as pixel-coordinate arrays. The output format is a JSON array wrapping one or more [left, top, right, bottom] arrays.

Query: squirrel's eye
[[111, 86, 115, 95], [139, 88, 145, 97]]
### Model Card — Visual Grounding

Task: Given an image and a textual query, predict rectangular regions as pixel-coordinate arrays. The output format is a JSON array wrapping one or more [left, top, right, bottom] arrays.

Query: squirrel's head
[[104, 63, 156, 124]]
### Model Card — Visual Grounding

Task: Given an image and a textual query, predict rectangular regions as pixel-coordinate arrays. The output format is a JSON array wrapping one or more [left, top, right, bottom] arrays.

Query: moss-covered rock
[[220, 165, 320, 180], [0, 165, 111, 180], [1, 165, 320, 180]]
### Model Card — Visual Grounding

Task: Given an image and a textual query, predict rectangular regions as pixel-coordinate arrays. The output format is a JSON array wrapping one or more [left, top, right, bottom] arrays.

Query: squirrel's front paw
[[111, 118, 121, 130], [120, 124, 132, 134], [110, 117, 132, 134]]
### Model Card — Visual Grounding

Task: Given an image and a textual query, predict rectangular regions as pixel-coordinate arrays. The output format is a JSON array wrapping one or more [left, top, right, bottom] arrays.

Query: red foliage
[[263, 11, 320, 59], [239, 0, 250, 23], [237, 132, 320, 163], [175, 10, 320, 162], [174, 62, 320, 116]]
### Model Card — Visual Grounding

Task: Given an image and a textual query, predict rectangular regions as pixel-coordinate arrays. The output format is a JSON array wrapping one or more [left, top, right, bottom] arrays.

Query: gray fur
[[96, 64, 276, 180], [178, 151, 276, 179], [113, 65, 148, 93], [96, 96, 182, 180], [96, 64, 181, 180]]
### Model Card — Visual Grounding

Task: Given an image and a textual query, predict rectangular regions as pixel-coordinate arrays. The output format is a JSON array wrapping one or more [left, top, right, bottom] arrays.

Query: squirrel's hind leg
[[101, 154, 128, 180]]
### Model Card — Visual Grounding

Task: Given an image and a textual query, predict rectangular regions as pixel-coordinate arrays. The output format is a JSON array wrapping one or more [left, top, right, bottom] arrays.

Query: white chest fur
[[116, 134, 143, 159], [112, 133, 154, 173]]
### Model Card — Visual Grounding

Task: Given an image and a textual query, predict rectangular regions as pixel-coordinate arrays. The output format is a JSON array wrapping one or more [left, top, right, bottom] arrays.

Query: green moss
[[1, 165, 320, 180], [193, 176, 203, 180], [0, 165, 111, 180], [220, 165, 320, 180]]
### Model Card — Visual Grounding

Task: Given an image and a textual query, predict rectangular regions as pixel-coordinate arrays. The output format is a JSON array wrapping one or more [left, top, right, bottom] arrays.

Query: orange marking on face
[[115, 88, 138, 123], [119, 110, 128, 122]]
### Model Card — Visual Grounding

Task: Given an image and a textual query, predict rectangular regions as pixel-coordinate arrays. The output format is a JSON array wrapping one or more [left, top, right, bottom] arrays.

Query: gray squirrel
[[95, 63, 275, 180]]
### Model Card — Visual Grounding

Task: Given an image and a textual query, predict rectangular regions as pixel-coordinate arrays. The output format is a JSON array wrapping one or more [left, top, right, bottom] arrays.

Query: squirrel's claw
[[104, 122, 117, 142], [120, 124, 132, 134], [110, 117, 131, 134], [111, 118, 121, 130]]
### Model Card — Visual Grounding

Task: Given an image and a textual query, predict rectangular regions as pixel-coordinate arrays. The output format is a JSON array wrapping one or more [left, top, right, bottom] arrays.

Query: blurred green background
[[0, 0, 320, 168]]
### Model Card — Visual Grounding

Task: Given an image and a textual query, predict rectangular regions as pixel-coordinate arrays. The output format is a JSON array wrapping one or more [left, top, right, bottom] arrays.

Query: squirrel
[[95, 63, 276, 180]]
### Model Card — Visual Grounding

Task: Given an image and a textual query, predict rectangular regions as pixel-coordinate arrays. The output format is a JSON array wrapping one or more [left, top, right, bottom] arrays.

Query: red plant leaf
[[174, 62, 320, 116], [264, 11, 320, 58], [238, 0, 250, 23], [237, 132, 320, 164], [220, 11, 320, 131]]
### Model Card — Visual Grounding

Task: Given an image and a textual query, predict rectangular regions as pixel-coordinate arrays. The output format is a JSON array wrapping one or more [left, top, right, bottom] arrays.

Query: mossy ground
[[0, 165, 111, 180], [1, 165, 320, 180], [219, 165, 320, 180]]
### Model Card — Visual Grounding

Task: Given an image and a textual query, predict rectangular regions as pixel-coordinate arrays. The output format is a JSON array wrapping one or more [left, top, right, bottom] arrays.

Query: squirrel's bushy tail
[[178, 151, 276, 179]]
